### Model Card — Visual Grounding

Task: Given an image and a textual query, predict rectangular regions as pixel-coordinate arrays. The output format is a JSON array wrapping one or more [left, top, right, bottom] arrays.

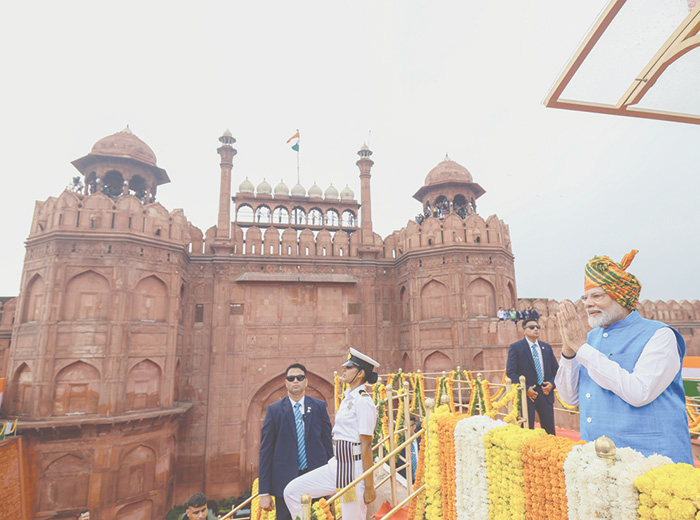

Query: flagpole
[[296, 128, 300, 185]]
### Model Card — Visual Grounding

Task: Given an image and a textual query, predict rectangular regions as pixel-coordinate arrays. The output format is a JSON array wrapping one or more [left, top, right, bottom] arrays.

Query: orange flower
[[522, 435, 584, 520]]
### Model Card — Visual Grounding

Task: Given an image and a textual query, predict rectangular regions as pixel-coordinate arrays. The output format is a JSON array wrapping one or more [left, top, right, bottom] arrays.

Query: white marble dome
[[340, 185, 355, 201], [274, 180, 289, 196], [257, 179, 272, 195], [291, 183, 306, 197], [324, 184, 339, 200], [239, 177, 255, 194], [308, 182, 322, 198]]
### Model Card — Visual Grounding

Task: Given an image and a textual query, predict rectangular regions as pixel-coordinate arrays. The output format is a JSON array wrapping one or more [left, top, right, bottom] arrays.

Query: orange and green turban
[[584, 249, 641, 310]]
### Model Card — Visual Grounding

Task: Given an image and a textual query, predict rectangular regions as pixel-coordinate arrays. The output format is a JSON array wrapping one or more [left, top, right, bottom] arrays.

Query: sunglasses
[[286, 375, 306, 382], [526, 325, 541, 330]]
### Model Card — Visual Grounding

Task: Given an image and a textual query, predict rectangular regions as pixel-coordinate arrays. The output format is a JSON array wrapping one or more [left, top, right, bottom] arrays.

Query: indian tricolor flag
[[682, 357, 700, 399], [287, 130, 300, 152]]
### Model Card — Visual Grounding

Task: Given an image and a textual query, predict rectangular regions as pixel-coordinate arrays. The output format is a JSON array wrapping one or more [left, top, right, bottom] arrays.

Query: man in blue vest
[[555, 250, 693, 464]]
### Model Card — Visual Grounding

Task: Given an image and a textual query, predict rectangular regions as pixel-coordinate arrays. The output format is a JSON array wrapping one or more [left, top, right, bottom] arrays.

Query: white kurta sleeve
[[575, 327, 680, 407], [554, 356, 580, 406]]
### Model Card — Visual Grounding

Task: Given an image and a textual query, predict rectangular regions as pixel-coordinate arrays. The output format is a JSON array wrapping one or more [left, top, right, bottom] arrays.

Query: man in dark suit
[[258, 363, 333, 520], [506, 318, 559, 435]]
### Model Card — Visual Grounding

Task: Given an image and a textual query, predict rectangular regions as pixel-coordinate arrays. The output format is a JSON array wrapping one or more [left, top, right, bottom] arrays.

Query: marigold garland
[[438, 413, 464, 520], [408, 426, 427, 520], [484, 424, 546, 520], [466, 374, 478, 416], [489, 369, 507, 401], [554, 389, 578, 411], [311, 498, 333, 520], [394, 393, 406, 448], [522, 435, 583, 520], [686, 398, 700, 431], [425, 403, 451, 520], [635, 463, 700, 520], [486, 384, 520, 420], [448, 370, 457, 411], [251, 478, 261, 520], [481, 379, 494, 415]]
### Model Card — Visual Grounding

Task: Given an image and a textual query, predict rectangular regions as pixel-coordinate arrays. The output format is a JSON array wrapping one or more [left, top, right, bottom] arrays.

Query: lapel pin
[[307, 406, 311, 414]]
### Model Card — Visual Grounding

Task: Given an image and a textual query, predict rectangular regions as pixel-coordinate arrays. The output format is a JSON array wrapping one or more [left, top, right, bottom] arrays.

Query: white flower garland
[[563, 442, 672, 520], [454, 415, 506, 520]]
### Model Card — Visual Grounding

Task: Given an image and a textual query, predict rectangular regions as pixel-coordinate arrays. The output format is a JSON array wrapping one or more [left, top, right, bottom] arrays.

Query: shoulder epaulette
[[359, 389, 369, 396]]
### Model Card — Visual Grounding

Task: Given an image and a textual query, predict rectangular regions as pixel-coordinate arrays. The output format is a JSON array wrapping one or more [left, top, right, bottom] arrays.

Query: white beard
[[587, 302, 627, 329]]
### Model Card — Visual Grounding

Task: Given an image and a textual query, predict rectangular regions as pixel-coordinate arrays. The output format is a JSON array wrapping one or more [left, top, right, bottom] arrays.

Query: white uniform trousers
[[284, 457, 367, 520]]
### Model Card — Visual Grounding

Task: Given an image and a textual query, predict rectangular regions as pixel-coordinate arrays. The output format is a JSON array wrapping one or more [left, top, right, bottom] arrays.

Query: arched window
[[13, 363, 32, 415], [308, 208, 323, 226], [102, 170, 124, 198], [273, 206, 290, 225], [117, 446, 156, 501], [325, 209, 340, 226], [341, 210, 356, 227], [22, 274, 45, 323], [132, 276, 168, 322], [453, 194, 468, 218], [53, 361, 100, 415], [467, 278, 496, 317], [129, 175, 148, 202], [420, 280, 448, 319], [400, 286, 409, 322], [62, 271, 110, 320], [237, 204, 254, 223], [255, 205, 271, 224], [434, 195, 449, 218], [40, 454, 89, 511], [424, 351, 452, 371], [116, 500, 154, 520], [291, 207, 307, 225]]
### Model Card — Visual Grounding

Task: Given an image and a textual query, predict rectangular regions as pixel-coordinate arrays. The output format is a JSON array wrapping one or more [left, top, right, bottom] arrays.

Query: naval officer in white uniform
[[284, 348, 380, 520]]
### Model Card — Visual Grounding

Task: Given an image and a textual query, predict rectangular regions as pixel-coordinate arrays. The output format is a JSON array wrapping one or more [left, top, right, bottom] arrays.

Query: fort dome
[[90, 126, 157, 167], [257, 179, 272, 195], [274, 180, 289, 196], [291, 183, 306, 197], [239, 178, 255, 194], [424, 155, 473, 186], [340, 185, 355, 201], [308, 183, 322, 198], [324, 184, 339, 200]]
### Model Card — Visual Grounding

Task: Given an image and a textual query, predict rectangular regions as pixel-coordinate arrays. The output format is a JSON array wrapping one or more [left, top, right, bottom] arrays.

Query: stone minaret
[[356, 144, 375, 246], [216, 130, 237, 238]]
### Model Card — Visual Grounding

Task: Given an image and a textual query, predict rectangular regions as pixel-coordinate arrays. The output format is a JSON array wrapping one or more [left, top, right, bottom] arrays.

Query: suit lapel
[[522, 339, 536, 374], [304, 399, 311, 440], [282, 397, 296, 435]]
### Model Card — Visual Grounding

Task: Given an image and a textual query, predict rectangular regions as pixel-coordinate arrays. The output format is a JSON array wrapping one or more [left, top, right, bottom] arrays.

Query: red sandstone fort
[[0, 128, 698, 519]]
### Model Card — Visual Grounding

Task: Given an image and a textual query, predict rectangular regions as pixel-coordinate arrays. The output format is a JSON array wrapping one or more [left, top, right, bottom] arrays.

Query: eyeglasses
[[581, 292, 608, 303], [286, 375, 306, 382], [526, 325, 540, 330]]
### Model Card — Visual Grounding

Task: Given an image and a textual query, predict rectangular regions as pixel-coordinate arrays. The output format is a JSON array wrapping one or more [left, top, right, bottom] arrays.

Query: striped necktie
[[294, 402, 307, 471], [411, 441, 418, 480], [531, 343, 544, 385]]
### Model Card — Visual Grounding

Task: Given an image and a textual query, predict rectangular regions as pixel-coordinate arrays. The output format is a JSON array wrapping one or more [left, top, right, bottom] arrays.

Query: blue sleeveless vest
[[579, 311, 692, 464]]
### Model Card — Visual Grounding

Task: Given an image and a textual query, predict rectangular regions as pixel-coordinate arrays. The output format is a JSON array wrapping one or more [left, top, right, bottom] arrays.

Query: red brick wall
[[0, 436, 31, 520]]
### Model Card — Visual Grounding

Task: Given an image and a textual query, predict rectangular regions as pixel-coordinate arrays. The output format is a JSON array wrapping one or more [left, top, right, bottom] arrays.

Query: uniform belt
[[334, 440, 362, 460]]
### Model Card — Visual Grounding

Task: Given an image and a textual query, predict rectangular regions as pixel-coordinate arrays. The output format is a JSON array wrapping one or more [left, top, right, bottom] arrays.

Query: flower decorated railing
[[414, 408, 700, 520]]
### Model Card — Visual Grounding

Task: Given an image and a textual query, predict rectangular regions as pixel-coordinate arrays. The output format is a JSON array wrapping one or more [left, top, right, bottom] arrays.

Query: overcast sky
[[1, 1, 698, 303]]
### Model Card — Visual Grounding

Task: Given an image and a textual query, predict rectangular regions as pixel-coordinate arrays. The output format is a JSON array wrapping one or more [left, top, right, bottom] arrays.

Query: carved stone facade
[[1, 129, 698, 519]]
